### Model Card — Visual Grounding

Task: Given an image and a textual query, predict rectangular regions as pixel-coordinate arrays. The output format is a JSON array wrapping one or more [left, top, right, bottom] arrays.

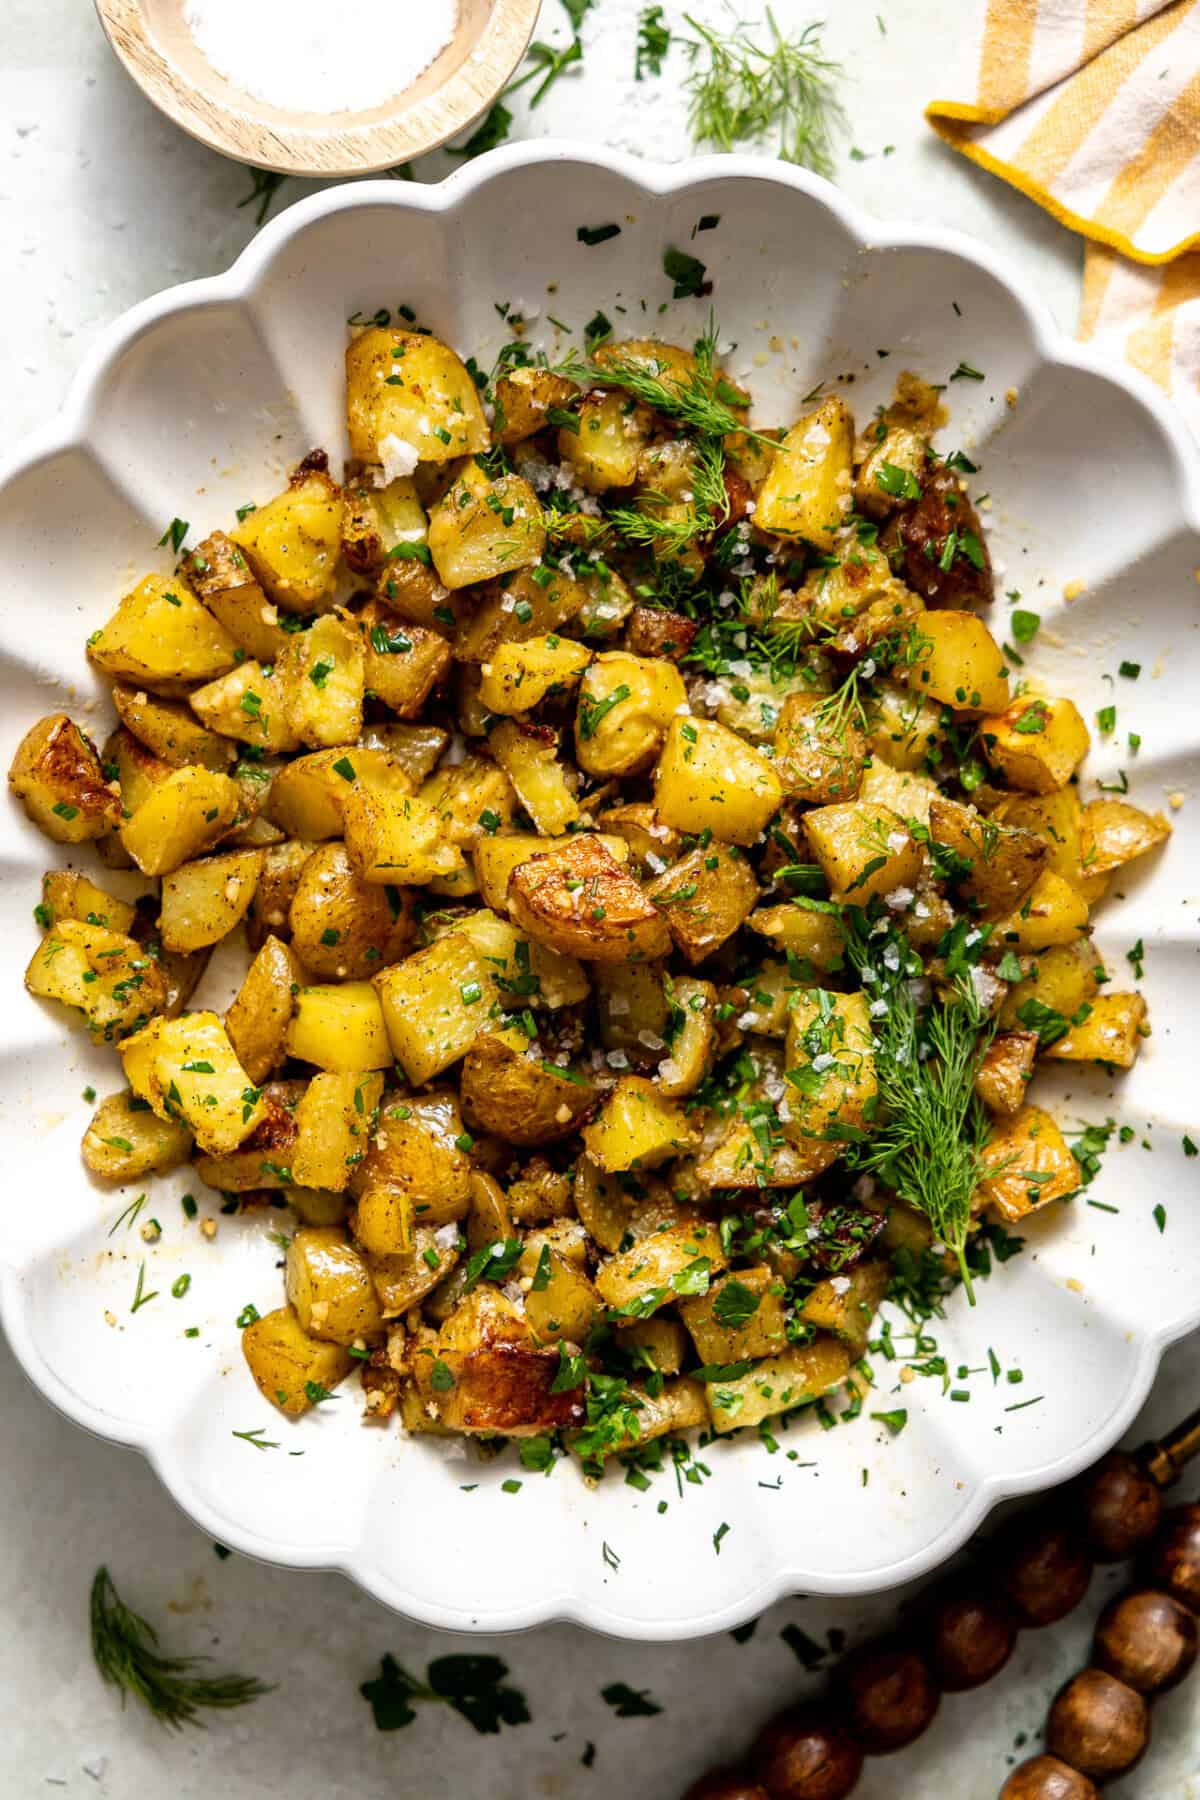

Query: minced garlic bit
[[1062, 579, 1086, 602], [1168, 790, 1186, 810], [199, 1218, 218, 1241]]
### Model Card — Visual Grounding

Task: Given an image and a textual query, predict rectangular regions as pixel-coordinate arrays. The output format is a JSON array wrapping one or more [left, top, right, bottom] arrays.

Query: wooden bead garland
[[676, 1420, 1200, 1800]]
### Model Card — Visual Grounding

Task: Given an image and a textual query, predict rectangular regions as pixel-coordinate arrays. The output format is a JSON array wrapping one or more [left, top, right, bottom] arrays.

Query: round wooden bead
[[924, 1584, 1016, 1691], [839, 1640, 940, 1753], [1044, 1667, 1149, 1780], [1143, 1504, 1200, 1613], [683, 1770, 771, 1800], [1078, 1452, 1163, 1561], [751, 1707, 864, 1800], [998, 1754, 1099, 1800], [1094, 1586, 1198, 1694], [995, 1517, 1093, 1628]]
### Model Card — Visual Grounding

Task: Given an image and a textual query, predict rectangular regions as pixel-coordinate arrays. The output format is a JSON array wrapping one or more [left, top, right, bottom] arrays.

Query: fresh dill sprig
[[237, 168, 288, 229], [843, 927, 996, 1300], [607, 499, 709, 555], [557, 322, 772, 446], [683, 10, 845, 176], [90, 1567, 270, 1729]]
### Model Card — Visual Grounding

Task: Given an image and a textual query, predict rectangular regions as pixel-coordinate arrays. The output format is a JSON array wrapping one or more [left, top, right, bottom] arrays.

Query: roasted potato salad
[[11, 306, 1162, 1487]]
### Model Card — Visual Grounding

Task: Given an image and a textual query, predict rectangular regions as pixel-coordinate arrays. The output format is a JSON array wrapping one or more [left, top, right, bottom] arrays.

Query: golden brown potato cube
[[798, 1261, 889, 1352], [623, 605, 698, 663], [364, 721, 448, 785], [594, 961, 669, 1056], [247, 840, 314, 948], [583, 1077, 699, 1174], [1044, 992, 1148, 1067], [352, 1183, 416, 1256], [454, 564, 589, 663], [574, 650, 687, 780], [451, 906, 590, 1011], [286, 981, 392, 1071], [488, 719, 579, 836], [774, 691, 867, 804], [518, 1242, 599, 1346], [754, 397, 853, 550], [558, 389, 649, 492], [367, 1227, 464, 1316], [746, 903, 846, 970], [340, 784, 462, 886], [573, 1155, 633, 1253], [705, 1335, 852, 1433], [120, 1010, 266, 1154], [492, 366, 579, 443], [909, 610, 1009, 714], [87, 573, 238, 690], [183, 529, 288, 661], [278, 613, 364, 749], [594, 1219, 726, 1317], [232, 459, 343, 611], [190, 1078, 304, 1190], [242, 1303, 353, 1414], [990, 788, 1085, 884], [81, 1090, 192, 1181], [647, 843, 759, 963], [266, 746, 410, 841], [857, 759, 941, 828], [418, 756, 515, 850], [507, 834, 670, 963], [480, 634, 593, 716], [340, 477, 427, 576], [225, 934, 304, 1085], [679, 1266, 788, 1363], [595, 803, 683, 874], [349, 1090, 472, 1227], [854, 422, 928, 518], [694, 1118, 839, 1189], [993, 869, 1090, 953], [189, 660, 298, 753], [359, 607, 451, 718], [287, 843, 415, 979], [656, 976, 717, 1098], [783, 990, 877, 1148], [928, 794, 1046, 916], [977, 1104, 1080, 1223], [981, 696, 1090, 793], [9, 714, 121, 844], [975, 1030, 1038, 1115], [345, 328, 489, 465], [119, 766, 241, 876], [997, 942, 1102, 1032], [291, 1070, 384, 1192], [653, 716, 783, 847], [416, 1331, 585, 1438], [285, 1226, 383, 1345], [427, 463, 545, 590], [1080, 798, 1171, 876], [26, 920, 167, 1043], [472, 829, 626, 914], [159, 848, 264, 952], [374, 932, 493, 1084], [39, 870, 135, 936], [803, 801, 922, 904], [111, 684, 233, 771], [583, 1377, 708, 1460], [866, 675, 945, 772], [621, 1315, 688, 1377], [460, 1025, 596, 1146]]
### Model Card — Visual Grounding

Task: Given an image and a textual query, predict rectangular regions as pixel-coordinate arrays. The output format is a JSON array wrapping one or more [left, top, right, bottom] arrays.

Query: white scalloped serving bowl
[[2, 145, 1198, 1641]]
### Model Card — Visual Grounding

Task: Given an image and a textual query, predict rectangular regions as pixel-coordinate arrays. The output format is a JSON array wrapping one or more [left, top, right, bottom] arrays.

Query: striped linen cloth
[[927, 0, 1200, 434]]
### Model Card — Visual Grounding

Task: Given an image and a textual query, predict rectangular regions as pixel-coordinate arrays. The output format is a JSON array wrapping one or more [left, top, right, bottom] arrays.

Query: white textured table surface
[[3, 2, 1199, 1795]]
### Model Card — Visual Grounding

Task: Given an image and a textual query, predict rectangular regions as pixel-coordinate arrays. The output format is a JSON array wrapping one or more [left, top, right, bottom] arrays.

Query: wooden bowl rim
[[93, 0, 540, 175]]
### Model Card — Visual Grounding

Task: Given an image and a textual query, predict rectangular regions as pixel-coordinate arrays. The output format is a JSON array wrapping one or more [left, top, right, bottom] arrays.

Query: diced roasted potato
[[349, 1090, 472, 1228], [647, 842, 759, 963], [225, 934, 304, 1084], [694, 1116, 838, 1189], [774, 691, 867, 803], [119, 766, 242, 876], [87, 574, 238, 690], [886, 467, 993, 609], [81, 1089, 192, 1181], [232, 458, 344, 611], [363, 721, 447, 785], [341, 477, 428, 576], [367, 1227, 464, 1316], [803, 801, 922, 904], [1043, 992, 1148, 1067], [974, 1031, 1038, 1115], [977, 1104, 1080, 1223], [653, 716, 782, 846], [460, 1024, 596, 1145], [854, 422, 928, 519], [928, 795, 1046, 916], [453, 564, 589, 664], [866, 675, 945, 772], [418, 756, 515, 853], [517, 1240, 599, 1345], [909, 610, 1009, 715], [679, 1266, 788, 1363], [111, 684, 233, 771], [287, 843, 415, 978], [574, 650, 687, 779], [266, 746, 410, 841], [291, 1070, 384, 1191], [182, 529, 288, 661], [26, 920, 168, 1042], [450, 906, 590, 1011], [656, 976, 716, 1097], [705, 1335, 852, 1433], [507, 834, 670, 963], [39, 870, 135, 936], [993, 870, 1090, 953], [990, 788, 1086, 886], [411, 1295, 584, 1438], [189, 660, 298, 753], [594, 960, 669, 1056], [493, 366, 579, 444], [120, 1010, 266, 1154], [285, 1226, 383, 1345], [558, 389, 650, 493], [345, 328, 489, 466], [981, 696, 1090, 793], [595, 803, 682, 874], [278, 613, 364, 749], [359, 607, 451, 718], [594, 1218, 726, 1316], [190, 1080, 303, 1192], [997, 942, 1101, 1033], [9, 714, 122, 844], [480, 634, 592, 715], [374, 932, 493, 1084], [1080, 799, 1171, 876], [427, 462, 545, 590], [754, 397, 853, 550], [746, 902, 846, 970], [583, 1077, 699, 1173], [488, 720, 579, 836], [159, 849, 264, 952], [581, 1377, 708, 1460], [472, 829, 624, 915], [247, 840, 314, 948], [242, 1304, 353, 1414], [340, 783, 462, 886], [286, 981, 392, 1071], [783, 991, 877, 1152], [798, 1261, 889, 1352]]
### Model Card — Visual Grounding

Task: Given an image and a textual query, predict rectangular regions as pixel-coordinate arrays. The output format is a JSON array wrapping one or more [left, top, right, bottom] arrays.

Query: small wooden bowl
[[94, 0, 540, 176]]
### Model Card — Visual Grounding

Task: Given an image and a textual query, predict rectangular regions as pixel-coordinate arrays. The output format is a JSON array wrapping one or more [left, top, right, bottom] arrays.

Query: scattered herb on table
[[90, 1567, 269, 1728], [682, 11, 844, 175], [360, 1652, 531, 1734]]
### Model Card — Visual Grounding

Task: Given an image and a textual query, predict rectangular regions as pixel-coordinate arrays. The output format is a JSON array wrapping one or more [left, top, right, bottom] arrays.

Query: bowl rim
[[4, 142, 1200, 1639], [92, 0, 542, 175]]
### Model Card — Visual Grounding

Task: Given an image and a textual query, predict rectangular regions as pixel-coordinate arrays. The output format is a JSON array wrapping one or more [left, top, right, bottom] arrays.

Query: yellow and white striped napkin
[[927, 0, 1200, 434]]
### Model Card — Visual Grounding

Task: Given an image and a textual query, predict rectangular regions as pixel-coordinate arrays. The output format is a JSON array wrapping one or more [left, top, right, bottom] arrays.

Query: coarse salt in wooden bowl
[[94, 0, 541, 177]]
